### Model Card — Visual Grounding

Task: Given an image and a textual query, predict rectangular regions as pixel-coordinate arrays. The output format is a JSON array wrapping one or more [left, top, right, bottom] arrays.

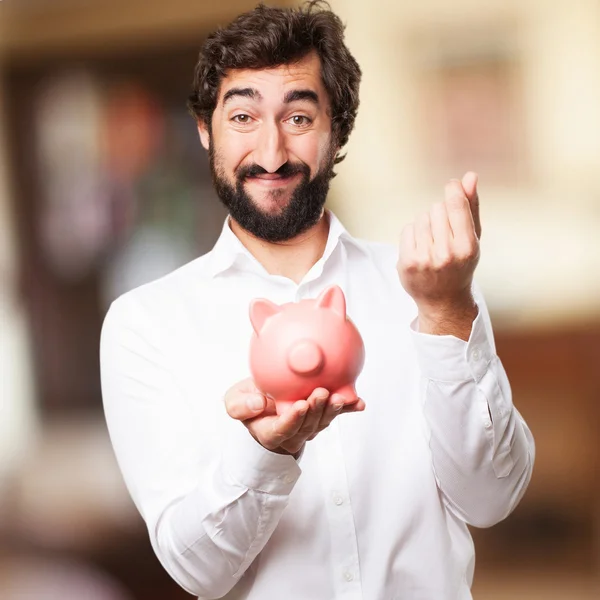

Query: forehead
[[217, 53, 327, 105]]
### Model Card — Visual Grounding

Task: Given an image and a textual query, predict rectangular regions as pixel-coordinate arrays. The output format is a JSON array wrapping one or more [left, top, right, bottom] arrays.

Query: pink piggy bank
[[248, 285, 365, 415]]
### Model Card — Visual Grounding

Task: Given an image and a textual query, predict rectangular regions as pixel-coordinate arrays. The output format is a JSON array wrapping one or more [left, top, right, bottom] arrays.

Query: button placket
[[314, 422, 363, 599]]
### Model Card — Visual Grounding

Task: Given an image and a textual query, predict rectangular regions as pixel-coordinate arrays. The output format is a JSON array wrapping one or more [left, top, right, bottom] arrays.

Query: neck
[[229, 211, 330, 284]]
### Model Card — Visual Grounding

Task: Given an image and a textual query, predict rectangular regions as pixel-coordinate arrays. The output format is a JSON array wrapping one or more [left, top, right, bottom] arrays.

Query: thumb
[[224, 388, 266, 421]]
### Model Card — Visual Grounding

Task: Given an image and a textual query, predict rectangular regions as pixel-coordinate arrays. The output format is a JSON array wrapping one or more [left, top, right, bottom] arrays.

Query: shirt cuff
[[222, 424, 302, 495], [409, 301, 493, 383]]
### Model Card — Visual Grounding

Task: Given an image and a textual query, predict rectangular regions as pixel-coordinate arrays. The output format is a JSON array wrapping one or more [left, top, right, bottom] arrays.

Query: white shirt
[[100, 210, 535, 600]]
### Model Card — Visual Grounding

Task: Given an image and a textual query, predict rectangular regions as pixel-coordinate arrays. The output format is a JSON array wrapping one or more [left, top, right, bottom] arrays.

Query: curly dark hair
[[187, 1, 361, 164]]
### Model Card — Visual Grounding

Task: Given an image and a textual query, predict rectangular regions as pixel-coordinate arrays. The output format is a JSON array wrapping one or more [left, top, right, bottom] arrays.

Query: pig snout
[[286, 339, 325, 376]]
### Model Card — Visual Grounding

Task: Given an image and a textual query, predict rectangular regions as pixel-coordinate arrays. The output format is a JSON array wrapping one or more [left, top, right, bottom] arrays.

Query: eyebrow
[[222, 87, 262, 105], [283, 89, 320, 105], [221, 87, 320, 106]]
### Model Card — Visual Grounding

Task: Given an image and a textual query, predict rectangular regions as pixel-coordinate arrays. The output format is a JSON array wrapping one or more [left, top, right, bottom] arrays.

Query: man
[[100, 2, 535, 599]]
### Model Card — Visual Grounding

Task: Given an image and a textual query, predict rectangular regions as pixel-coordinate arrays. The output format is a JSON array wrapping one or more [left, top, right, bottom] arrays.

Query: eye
[[232, 114, 253, 124], [287, 115, 312, 127]]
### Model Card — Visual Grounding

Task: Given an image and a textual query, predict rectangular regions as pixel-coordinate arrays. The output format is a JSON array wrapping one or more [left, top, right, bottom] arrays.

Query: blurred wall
[[0, 0, 289, 466], [0, 73, 38, 487], [0, 0, 281, 57], [0, 1, 597, 598]]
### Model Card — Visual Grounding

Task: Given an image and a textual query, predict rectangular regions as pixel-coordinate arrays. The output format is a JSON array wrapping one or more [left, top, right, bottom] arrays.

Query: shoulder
[[102, 252, 214, 336]]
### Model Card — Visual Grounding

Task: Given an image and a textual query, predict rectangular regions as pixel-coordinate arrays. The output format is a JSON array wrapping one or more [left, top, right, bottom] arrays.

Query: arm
[[100, 295, 301, 599], [398, 172, 534, 527], [411, 284, 535, 527]]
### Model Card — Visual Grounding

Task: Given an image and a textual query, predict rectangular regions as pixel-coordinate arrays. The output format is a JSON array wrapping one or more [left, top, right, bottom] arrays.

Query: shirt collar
[[207, 209, 368, 279]]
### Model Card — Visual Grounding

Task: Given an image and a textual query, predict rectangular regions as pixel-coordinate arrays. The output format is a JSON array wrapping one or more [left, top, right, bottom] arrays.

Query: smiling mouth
[[245, 173, 301, 187]]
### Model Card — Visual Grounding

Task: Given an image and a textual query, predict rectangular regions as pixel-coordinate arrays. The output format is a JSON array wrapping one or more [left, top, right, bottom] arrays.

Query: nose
[[287, 339, 324, 377], [253, 120, 288, 173]]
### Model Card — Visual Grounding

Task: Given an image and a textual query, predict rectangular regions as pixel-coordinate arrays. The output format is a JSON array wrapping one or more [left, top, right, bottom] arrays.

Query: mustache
[[236, 161, 310, 180]]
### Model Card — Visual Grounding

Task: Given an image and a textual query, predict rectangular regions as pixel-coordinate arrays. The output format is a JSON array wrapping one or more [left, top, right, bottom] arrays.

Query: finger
[[280, 389, 328, 453], [414, 211, 433, 257], [254, 400, 309, 449], [339, 397, 366, 414], [328, 393, 365, 414], [317, 395, 346, 430], [461, 171, 481, 239], [296, 388, 329, 435], [429, 201, 451, 266], [444, 180, 477, 249]]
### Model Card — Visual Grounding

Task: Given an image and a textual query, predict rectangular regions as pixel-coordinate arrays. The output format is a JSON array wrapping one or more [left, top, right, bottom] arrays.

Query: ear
[[249, 298, 280, 334], [316, 285, 346, 318], [197, 120, 210, 151]]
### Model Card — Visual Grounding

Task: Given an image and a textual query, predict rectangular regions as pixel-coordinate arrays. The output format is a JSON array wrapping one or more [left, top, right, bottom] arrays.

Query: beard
[[208, 142, 336, 243]]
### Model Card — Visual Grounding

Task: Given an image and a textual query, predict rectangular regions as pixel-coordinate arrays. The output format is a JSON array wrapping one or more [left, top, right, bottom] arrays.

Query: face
[[198, 52, 338, 242]]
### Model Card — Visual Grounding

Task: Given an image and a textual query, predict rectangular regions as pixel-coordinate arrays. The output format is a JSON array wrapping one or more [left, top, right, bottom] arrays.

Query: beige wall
[[328, 0, 600, 327]]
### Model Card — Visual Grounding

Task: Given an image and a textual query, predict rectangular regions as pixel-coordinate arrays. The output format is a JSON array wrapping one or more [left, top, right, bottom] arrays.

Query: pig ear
[[249, 298, 280, 334], [316, 285, 346, 318]]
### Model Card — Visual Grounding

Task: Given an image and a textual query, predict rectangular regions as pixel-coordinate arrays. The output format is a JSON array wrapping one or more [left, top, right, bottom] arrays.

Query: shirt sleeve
[[409, 283, 535, 528], [100, 293, 300, 599]]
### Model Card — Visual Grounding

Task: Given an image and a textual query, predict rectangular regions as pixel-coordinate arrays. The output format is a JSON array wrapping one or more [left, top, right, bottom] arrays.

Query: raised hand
[[397, 172, 481, 340]]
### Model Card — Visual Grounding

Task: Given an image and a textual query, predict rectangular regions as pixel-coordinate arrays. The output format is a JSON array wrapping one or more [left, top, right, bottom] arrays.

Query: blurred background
[[0, 0, 598, 598]]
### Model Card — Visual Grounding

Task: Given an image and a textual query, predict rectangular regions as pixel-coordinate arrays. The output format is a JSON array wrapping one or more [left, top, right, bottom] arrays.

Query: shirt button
[[333, 495, 344, 506], [472, 347, 481, 361], [283, 475, 294, 484], [484, 419, 492, 429], [343, 570, 354, 582]]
